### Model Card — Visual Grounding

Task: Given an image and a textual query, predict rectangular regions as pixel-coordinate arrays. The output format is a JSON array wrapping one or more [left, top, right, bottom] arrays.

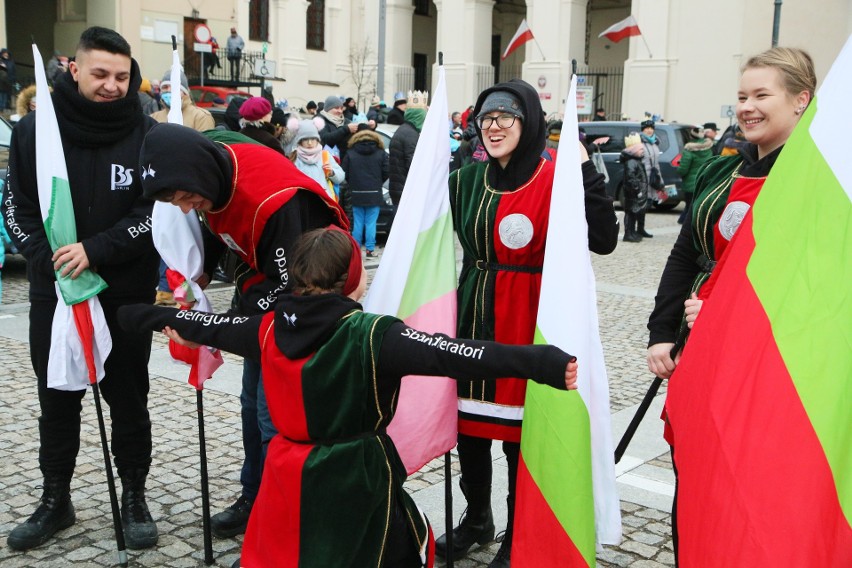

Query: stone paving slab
[[0, 209, 682, 566]]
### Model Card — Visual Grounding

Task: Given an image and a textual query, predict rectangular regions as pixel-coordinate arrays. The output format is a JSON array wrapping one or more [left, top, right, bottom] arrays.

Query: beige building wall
[[623, 0, 852, 125], [7, 0, 851, 123]]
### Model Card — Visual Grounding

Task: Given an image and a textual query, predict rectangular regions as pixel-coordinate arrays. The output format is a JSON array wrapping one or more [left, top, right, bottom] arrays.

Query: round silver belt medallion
[[498, 213, 534, 249], [718, 201, 750, 241]]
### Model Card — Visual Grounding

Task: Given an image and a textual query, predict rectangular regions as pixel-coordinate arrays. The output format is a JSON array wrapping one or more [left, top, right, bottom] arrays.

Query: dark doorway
[[412, 53, 428, 92]]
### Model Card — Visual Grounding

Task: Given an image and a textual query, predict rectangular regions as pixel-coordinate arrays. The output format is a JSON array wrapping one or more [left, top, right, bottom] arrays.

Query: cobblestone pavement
[[0, 208, 681, 566]]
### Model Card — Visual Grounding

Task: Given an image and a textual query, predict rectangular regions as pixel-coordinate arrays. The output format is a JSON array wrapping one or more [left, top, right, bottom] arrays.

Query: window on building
[[307, 0, 325, 50], [413, 0, 430, 16], [250, 0, 269, 42]]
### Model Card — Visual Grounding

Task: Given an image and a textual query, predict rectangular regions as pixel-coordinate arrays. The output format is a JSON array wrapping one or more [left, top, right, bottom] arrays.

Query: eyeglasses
[[476, 113, 518, 130]]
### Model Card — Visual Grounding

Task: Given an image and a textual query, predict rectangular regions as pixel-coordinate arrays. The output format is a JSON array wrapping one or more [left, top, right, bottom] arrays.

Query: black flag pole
[[614, 338, 685, 464], [444, 451, 454, 568], [92, 382, 129, 566], [438, 49, 455, 568], [168, 32, 213, 564], [197, 390, 214, 565]]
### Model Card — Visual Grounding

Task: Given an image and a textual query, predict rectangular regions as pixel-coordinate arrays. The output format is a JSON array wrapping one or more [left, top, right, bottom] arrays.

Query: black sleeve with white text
[[117, 304, 263, 361], [377, 322, 572, 390]]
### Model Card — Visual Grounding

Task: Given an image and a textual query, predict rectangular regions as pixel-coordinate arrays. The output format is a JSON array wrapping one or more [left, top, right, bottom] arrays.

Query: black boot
[[7, 472, 75, 550], [434, 481, 495, 559], [623, 230, 642, 243], [211, 494, 254, 538], [120, 468, 158, 549], [637, 214, 653, 238], [623, 212, 642, 242], [488, 497, 514, 568]]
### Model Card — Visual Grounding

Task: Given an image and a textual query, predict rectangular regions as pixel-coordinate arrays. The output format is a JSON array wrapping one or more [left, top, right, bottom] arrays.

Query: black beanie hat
[[139, 123, 233, 209]]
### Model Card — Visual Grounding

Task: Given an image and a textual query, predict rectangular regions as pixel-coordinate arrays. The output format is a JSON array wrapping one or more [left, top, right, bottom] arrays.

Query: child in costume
[[118, 227, 578, 568]]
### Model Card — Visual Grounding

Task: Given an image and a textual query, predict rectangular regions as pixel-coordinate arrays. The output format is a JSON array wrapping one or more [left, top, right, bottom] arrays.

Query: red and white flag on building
[[598, 15, 642, 43], [502, 19, 535, 60]]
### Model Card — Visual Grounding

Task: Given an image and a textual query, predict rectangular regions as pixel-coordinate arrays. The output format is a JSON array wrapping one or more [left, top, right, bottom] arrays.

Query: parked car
[[190, 85, 252, 108], [580, 121, 693, 210]]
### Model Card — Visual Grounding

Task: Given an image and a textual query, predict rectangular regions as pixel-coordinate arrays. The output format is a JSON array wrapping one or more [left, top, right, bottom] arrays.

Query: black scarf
[[52, 57, 145, 147], [737, 143, 783, 178], [473, 79, 547, 191]]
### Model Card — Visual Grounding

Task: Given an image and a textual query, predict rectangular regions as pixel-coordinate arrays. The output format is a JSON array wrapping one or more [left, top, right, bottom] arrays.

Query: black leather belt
[[474, 259, 542, 274], [286, 428, 386, 446]]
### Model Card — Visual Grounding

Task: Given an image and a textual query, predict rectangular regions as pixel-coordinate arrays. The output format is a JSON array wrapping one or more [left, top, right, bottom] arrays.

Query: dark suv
[[581, 121, 693, 210]]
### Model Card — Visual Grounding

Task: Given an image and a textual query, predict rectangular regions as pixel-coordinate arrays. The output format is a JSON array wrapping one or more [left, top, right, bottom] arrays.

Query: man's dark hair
[[77, 26, 132, 57]]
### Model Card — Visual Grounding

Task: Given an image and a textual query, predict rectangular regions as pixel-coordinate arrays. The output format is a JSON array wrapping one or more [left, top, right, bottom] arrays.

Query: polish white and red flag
[[502, 19, 535, 60], [598, 15, 642, 43]]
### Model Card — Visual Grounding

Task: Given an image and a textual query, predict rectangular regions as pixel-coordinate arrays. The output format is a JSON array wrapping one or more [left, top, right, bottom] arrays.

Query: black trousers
[[30, 298, 153, 478], [457, 433, 520, 506], [228, 56, 240, 81]]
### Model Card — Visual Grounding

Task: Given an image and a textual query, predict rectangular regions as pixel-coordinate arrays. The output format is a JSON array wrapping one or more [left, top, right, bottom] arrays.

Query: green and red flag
[[666, 38, 852, 564], [32, 43, 111, 390], [513, 76, 622, 566]]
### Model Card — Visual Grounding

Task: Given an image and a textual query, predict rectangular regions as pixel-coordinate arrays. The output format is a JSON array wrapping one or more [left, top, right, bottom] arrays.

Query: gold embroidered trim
[[375, 436, 394, 568], [697, 164, 741, 256], [369, 316, 384, 429]]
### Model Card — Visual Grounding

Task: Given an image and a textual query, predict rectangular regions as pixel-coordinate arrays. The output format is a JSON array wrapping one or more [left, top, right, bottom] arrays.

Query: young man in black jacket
[[1, 26, 160, 551]]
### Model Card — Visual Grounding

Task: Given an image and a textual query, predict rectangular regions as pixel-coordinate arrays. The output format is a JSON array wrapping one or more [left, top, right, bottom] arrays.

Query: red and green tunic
[[450, 158, 554, 442], [449, 158, 617, 442], [244, 309, 429, 568], [648, 146, 781, 444]]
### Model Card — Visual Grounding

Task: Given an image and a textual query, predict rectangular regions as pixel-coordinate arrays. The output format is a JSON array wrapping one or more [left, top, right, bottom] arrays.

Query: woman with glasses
[[436, 79, 618, 567]]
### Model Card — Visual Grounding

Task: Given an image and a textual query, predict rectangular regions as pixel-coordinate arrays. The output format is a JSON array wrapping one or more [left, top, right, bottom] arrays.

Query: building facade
[[1, 0, 850, 124]]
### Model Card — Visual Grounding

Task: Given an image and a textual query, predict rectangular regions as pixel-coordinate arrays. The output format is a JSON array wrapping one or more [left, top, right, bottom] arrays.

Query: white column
[[621, 0, 673, 121], [271, 0, 310, 95], [435, 0, 494, 113], [525, 0, 588, 117], [381, 0, 415, 99]]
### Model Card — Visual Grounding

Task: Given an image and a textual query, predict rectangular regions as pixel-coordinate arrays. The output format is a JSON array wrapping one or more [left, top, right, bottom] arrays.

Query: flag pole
[[92, 382, 129, 566], [640, 34, 653, 59], [75, 305, 128, 566], [444, 451, 454, 567], [440, 52, 455, 567], [614, 338, 683, 463], [166, 34, 214, 563], [197, 389, 214, 565], [533, 36, 547, 61]]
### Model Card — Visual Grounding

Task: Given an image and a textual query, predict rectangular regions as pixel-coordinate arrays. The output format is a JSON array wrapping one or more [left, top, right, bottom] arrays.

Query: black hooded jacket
[[2, 57, 159, 301], [341, 129, 388, 207], [472, 78, 547, 191]]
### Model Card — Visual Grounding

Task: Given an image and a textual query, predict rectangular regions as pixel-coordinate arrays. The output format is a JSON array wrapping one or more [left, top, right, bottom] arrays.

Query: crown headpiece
[[624, 133, 642, 148], [407, 90, 429, 109]]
